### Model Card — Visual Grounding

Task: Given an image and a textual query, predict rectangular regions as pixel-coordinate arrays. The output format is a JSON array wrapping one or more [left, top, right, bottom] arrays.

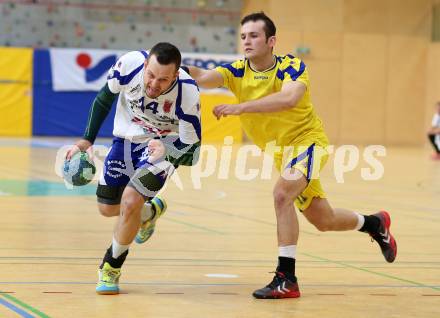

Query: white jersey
[[107, 51, 201, 144]]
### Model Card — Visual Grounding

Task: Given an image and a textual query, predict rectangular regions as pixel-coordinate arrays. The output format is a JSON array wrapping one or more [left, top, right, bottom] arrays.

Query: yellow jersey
[[215, 55, 329, 149]]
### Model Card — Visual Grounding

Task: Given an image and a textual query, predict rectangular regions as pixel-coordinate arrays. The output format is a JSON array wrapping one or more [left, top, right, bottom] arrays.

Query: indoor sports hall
[[1, 1, 439, 317]]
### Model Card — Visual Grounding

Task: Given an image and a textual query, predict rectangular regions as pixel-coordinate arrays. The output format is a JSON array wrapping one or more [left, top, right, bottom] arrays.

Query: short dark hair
[[148, 42, 181, 71], [241, 12, 276, 39]]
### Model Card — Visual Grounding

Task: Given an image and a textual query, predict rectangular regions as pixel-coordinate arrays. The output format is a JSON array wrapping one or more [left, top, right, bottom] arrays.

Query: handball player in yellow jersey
[[188, 12, 397, 299]]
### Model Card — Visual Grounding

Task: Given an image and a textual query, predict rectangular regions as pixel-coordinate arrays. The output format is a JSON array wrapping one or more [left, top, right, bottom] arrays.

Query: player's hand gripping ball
[[63, 151, 96, 186]]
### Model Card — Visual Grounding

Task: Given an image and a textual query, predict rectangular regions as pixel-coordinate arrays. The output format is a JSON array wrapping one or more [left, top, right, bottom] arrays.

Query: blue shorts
[[100, 137, 151, 187], [97, 137, 173, 204]]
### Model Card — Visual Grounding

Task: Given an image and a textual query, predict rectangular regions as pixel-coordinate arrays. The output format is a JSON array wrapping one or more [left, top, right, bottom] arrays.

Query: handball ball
[[63, 151, 96, 186]]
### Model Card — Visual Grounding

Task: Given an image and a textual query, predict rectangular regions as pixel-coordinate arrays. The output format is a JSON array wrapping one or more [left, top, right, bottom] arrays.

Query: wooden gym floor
[[0, 137, 439, 318]]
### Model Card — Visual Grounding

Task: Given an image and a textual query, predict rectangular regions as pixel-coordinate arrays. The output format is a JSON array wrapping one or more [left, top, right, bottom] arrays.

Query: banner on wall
[[50, 48, 241, 92], [50, 48, 127, 91]]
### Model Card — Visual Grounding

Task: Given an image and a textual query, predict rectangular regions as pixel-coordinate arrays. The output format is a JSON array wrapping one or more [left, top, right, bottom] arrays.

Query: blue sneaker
[[135, 196, 167, 244], [96, 262, 121, 295]]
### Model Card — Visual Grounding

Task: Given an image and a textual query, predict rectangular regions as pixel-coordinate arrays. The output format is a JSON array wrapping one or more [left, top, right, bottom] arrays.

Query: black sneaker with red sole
[[369, 211, 397, 263], [252, 272, 301, 299]]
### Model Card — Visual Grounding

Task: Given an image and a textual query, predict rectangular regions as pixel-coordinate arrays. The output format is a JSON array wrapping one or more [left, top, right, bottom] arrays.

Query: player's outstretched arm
[[187, 66, 224, 89], [213, 81, 306, 119], [241, 81, 306, 113]]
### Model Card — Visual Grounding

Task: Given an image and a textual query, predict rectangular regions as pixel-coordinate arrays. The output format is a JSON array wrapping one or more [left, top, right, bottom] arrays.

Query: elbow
[[280, 83, 306, 110], [282, 96, 299, 111], [284, 89, 305, 109]]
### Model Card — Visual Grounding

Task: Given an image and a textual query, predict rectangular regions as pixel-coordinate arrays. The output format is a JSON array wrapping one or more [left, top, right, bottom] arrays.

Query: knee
[[120, 197, 141, 219], [98, 204, 119, 217], [273, 187, 292, 211]]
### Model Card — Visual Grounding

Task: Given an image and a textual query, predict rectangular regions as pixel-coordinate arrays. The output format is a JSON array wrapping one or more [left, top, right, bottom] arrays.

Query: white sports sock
[[112, 237, 130, 259], [354, 212, 365, 231], [279, 245, 297, 258], [140, 201, 154, 223]]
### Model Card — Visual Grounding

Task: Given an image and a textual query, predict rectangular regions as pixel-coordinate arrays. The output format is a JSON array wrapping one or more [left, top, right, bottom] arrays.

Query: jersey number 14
[[138, 97, 159, 114]]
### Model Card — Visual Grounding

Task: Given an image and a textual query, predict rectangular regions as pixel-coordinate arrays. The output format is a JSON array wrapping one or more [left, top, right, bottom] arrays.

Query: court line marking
[[329, 191, 440, 218], [1, 281, 439, 289], [0, 293, 50, 318], [1, 256, 440, 266], [205, 274, 239, 278], [168, 200, 321, 236], [0, 219, 224, 236], [302, 252, 440, 291], [3, 262, 439, 271], [2, 246, 440, 256], [163, 217, 225, 234], [0, 297, 35, 318]]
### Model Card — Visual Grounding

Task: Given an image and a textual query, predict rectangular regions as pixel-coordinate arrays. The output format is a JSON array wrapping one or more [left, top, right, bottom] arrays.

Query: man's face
[[143, 55, 178, 99], [240, 20, 275, 60]]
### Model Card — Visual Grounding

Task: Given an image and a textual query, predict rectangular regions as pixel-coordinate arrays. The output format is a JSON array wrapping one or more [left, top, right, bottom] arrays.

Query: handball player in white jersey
[[66, 42, 201, 294]]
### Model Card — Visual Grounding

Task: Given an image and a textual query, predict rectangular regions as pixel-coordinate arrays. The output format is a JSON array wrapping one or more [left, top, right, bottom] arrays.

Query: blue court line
[[0, 297, 35, 318], [1, 293, 50, 318]]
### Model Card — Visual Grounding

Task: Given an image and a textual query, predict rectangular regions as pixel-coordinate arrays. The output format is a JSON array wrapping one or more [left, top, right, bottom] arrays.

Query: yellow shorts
[[274, 143, 329, 212]]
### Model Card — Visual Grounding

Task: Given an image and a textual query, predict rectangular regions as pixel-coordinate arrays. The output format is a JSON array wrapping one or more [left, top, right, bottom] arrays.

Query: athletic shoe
[[96, 262, 121, 295], [135, 196, 167, 244], [369, 211, 397, 263], [252, 272, 301, 299]]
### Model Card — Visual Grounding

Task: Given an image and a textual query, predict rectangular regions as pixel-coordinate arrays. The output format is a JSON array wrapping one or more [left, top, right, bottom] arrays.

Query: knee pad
[[96, 184, 125, 205]]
